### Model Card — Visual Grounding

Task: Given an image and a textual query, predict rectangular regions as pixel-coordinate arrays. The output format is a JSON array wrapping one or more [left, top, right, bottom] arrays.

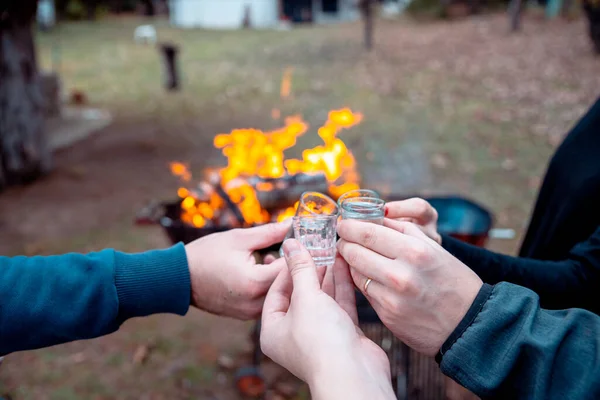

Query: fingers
[[385, 198, 437, 223], [282, 239, 320, 295], [333, 255, 358, 325], [383, 219, 430, 241], [337, 219, 411, 259], [262, 266, 293, 318], [236, 221, 291, 250], [252, 257, 286, 286], [321, 264, 335, 299], [349, 267, 401, 313], [337, 239, 396, 284], [260, 267, 291, 360], [263, 254, 277, 264]]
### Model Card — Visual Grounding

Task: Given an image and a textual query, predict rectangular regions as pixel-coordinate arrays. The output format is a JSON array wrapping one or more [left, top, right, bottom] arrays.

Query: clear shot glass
[[291, 214, 338, 267], [338, 190, 385, 225], [280, 191, 339, 257]]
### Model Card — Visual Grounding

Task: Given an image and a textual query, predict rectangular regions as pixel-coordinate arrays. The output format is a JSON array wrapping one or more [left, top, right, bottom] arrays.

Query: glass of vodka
[[291, 215, 338, 267], [339, 190, 385, 225], [280, 191, 339, 258]]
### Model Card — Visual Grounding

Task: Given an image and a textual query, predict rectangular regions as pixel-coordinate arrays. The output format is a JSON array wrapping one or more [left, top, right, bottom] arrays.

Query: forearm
[[441, 234, 594, 311], [309, 364, 395, 400], [0, 244, 190, 355], [440, 282, 600, 399]]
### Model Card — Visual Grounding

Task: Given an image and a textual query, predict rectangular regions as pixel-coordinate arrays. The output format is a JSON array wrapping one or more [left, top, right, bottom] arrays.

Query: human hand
[[337, 219, 483, 356], [384, 198, 441, 244], [260, 239, 394, 399], [184, 222, 288, 320]]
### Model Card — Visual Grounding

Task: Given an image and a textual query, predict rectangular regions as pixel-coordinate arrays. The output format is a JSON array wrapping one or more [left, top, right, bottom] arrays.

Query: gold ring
[[364, 278, 373, 294]]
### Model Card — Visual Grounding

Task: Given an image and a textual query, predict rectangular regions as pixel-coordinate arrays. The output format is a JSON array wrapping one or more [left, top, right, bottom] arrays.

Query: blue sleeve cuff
[[113, 243, 190, 321]]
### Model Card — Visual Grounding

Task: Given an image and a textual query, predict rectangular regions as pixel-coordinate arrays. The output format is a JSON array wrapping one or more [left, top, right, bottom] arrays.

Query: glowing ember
[[170, 69, 363, 228]]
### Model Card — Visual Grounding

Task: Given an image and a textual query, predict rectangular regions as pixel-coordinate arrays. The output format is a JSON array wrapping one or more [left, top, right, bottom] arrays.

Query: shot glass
[[280, 191, 339, 257], [339, 190, 385, 225], [336, 189, 380, 208], [291, 215, 338, 267]]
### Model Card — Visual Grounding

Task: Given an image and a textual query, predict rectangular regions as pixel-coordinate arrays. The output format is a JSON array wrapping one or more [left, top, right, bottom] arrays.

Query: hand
[[385, 198, 441, 244], [260, 239, 394, 400], [337, 219, 483, 356], [184, 222, 289, 320]]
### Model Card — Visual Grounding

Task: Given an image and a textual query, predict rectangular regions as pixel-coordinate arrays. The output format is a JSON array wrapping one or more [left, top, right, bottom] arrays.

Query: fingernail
[[283, 239, 302, 258], [384, 207, 389, 217]]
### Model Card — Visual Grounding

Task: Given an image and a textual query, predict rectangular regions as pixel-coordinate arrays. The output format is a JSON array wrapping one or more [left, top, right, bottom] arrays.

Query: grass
[[0, 12, 598, 398]]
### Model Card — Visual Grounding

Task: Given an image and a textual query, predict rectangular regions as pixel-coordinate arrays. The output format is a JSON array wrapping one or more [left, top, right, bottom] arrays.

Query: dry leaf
[[133, 344, 152, 365], [217, 353, 236, 370]]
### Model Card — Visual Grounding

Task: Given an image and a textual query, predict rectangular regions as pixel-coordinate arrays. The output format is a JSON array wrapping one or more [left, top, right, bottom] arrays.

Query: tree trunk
[[360, 0, 375, 50], [141, 0, 156, 16], [508, 0, 523, 31], [0, 1, 52, 190], [85, 0, 97, 20]]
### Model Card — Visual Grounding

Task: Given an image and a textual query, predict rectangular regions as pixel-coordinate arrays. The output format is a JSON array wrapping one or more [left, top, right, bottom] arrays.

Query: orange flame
[[280, 67, 293, 99], [170, 69, 362, 228]]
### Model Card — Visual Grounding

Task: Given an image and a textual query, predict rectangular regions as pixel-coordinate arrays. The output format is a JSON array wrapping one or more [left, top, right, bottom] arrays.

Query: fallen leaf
[[133, 344, 152, 365], [217, 353, 236, 370], [501, 158, 516, 171], [69, 352, 86, 364], [431, 153, 448, 169]]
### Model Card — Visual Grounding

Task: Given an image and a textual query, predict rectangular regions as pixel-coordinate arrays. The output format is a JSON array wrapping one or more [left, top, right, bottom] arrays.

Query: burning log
[[214, 183, 246, 226], [251, 173, 329, 211]]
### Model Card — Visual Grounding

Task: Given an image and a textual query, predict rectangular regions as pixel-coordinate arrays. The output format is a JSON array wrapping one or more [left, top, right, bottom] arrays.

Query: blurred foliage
[[56, 0, 140, 20], [406, 0, 510, 18], [65, 0, 86, 20]]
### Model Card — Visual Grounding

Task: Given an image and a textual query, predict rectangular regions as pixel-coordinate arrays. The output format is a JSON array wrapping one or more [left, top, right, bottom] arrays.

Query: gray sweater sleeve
[[439, 282, 600, 400]]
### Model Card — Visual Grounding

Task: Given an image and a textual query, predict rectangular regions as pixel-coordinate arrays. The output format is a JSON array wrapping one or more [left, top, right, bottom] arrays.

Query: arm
[[439, 282, 600, 400], [441, 229, 600, 313], [0, 244, 190, 355]]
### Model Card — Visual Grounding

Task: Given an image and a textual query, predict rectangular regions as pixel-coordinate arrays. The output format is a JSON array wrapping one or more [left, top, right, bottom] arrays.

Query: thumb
[[282, 239, 320, 294], [236, 221, 291, 250]]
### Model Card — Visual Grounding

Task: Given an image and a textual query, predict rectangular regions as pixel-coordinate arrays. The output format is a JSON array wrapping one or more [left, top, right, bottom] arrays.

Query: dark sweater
[[0, 244, 190, 356], [437, 98, 600, 398], [440, 282, 600, 400], [443, 227, 600, 313], [519, 97, 600, 261], [442, 97, 600, 311]]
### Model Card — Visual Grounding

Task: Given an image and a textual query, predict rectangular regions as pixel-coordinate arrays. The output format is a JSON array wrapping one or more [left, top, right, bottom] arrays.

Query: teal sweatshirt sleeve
[[0, 243, 190, 356], [439, 282, 600, 399]]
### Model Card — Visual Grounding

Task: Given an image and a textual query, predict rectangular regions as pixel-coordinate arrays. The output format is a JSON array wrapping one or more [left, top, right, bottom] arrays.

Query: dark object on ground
[[235, 366, 266, 397], [70, 89, 87, 105], [429, 196, 493, 246], [583, 0, 600, 54], [160, 43, 180, 91]]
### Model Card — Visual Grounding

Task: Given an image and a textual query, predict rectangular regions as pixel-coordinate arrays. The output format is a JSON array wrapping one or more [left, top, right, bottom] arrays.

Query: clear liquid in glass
[[340, 200, 385, 225], [293, 217, 337, 267]]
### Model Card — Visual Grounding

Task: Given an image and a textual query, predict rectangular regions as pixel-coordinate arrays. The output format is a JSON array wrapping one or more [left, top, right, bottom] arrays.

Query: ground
[[0, 11, 599, 399]]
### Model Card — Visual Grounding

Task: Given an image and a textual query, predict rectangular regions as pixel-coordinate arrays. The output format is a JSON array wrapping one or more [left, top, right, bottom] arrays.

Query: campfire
[[169, 70, 363, 229]]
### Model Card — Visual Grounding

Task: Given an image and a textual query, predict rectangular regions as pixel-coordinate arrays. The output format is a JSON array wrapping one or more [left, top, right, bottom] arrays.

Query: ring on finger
[[364, 277, 373, 294]]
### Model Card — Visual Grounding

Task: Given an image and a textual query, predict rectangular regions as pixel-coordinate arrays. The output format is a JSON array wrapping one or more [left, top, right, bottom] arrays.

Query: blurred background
[[0, 0, 599, 398]]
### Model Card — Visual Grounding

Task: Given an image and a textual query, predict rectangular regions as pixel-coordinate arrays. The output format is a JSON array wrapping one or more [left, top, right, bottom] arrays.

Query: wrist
[[307, 354, 393, 400]]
